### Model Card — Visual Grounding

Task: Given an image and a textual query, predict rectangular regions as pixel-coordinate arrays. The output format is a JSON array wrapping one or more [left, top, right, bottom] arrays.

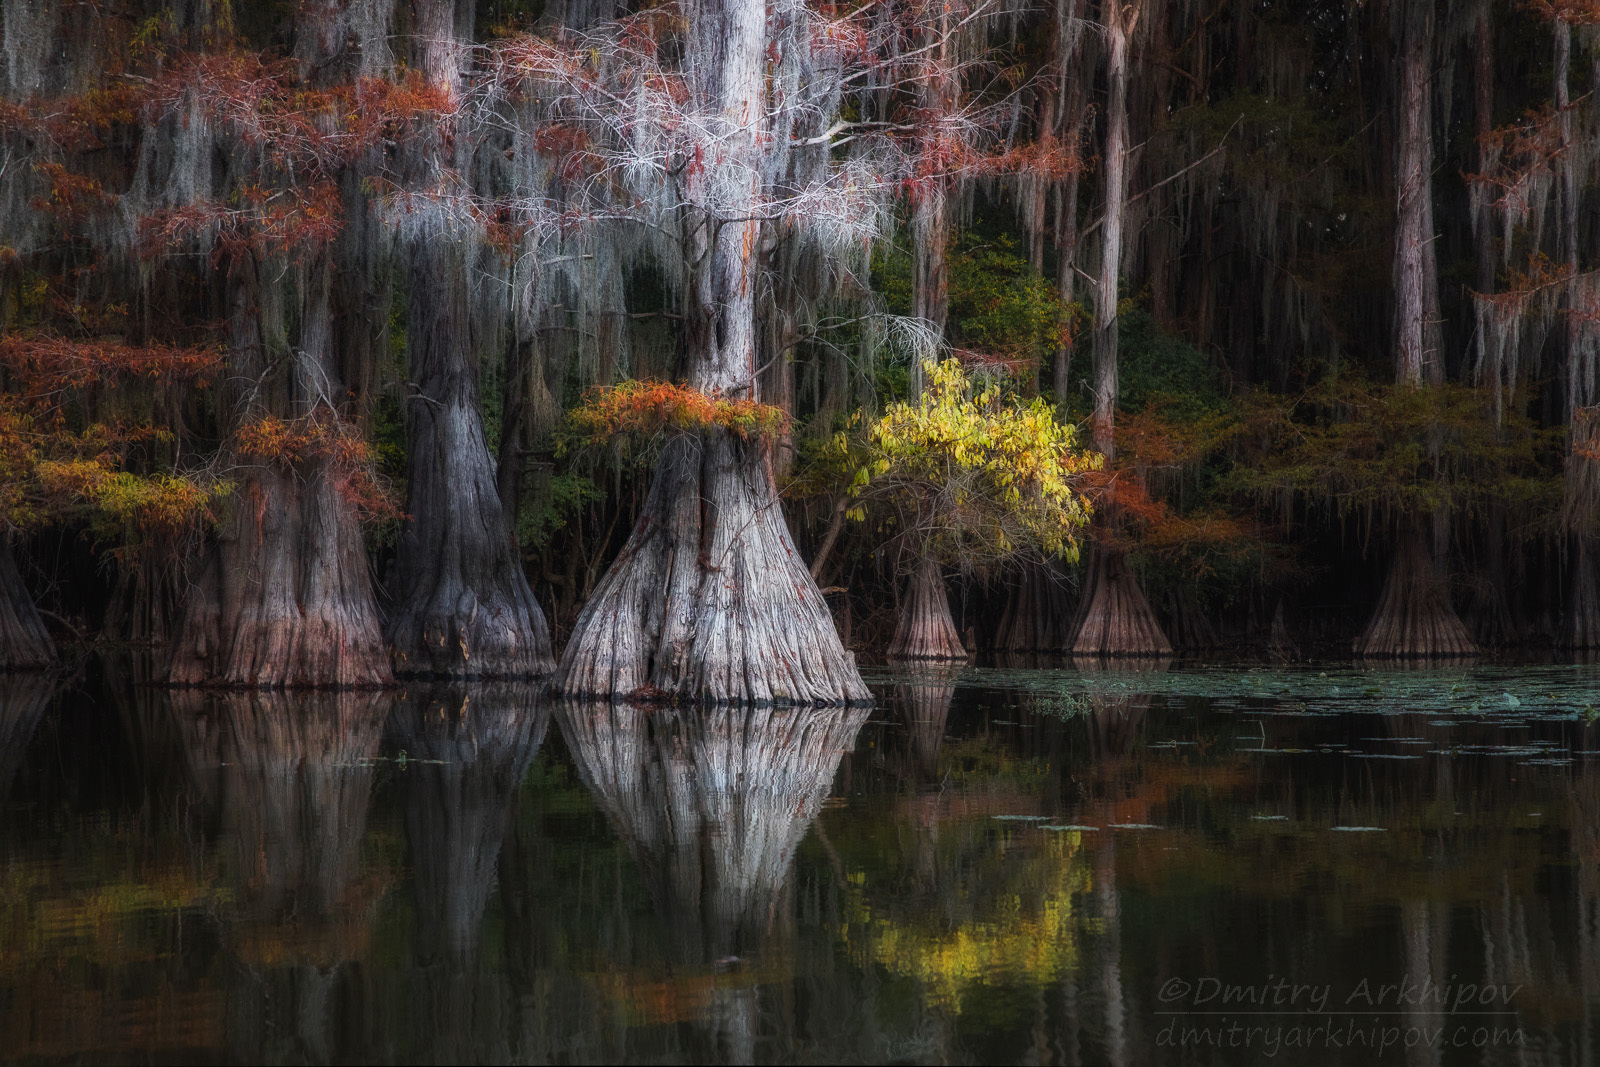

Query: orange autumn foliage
[[567, 380, 789, 443], [233, 414, 402, 523]]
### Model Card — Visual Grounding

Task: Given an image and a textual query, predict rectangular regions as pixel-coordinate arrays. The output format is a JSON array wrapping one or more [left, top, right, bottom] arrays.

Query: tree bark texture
[[559, 431, 869, 702], [171, 258, 392, 688], [387, 243, 556, 679], [557, 0, 865, 703], [0, 539, 53, 671], [993, 561, 1075, 651], [1354, 525, 1477, 657], [1091, 1, 1135, 459], [888, 553, 967, 661], [1392, 0, 1439, 387], [1069, 540, 1172, 657]]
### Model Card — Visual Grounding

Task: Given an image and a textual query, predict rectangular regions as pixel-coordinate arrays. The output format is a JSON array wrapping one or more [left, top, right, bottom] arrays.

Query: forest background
[[1, 0, 1598, 693]]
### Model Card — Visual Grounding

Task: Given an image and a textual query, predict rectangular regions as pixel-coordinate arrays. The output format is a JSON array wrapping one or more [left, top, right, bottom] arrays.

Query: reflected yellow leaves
[[835, 827, 1095, 1013]]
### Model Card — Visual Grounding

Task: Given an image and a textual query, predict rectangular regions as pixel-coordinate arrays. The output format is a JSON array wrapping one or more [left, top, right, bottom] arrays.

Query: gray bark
[[171, 257, 392, 687], [556, 0, 865, 703], [386, 0, 555, 679]]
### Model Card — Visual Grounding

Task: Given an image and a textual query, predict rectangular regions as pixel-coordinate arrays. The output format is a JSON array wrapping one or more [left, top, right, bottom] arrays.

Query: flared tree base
[[386, 391, 555, 680], [888, 555, 968, 662], [1069, 545, 1172, 657], [1565, 537, 1600, 650], [993, 561, 1074, 652], [1354, 527, 1477, 657], [170, 466, 393, 688], [0, 540, 55, 671], [558, 431, 869, 704]]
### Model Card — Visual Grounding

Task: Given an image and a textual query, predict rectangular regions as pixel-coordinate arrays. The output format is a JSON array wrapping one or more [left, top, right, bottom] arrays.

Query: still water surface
[[3, 660, 1600, 1064]]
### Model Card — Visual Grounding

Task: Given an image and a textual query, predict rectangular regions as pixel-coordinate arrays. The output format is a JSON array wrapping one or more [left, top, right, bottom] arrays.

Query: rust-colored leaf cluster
[[233, 413, 403, 523], [567, 380, 789, 443]]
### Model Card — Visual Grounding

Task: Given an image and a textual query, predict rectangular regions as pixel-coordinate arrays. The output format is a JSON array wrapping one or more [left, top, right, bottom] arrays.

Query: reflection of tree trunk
[[1093, 838, 1126, 1067], [994, 562, 1074, 652], [556, 700, 867, 965], [1070, 544, 1171, 657], [893, 666, 959, 782], [167, 689, 393, 1060], [1354, 524, 1476, 658], [889, 555, 966, 661], [0, 672, 55, 798], [389, 684, 549, 964], [0, 539, 53, 670], [387, 683, 548, 1063]]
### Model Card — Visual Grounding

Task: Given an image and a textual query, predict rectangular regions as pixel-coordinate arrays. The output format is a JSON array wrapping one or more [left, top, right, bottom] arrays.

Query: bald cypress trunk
[[888, 554, 967, 661], [171, 257, 392, 688], [385, 0, 555, 679], [0, 539, 53, 671], [556, 0, 865, 704], [1359, 0, 1475, 658], [1069, 1, 1169, 658], [994, 562, 1075, 652], [1355, 524, 1477, 657]]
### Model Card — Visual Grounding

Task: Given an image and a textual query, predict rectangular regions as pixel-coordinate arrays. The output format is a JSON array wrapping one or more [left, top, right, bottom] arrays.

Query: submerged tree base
[[1069, 544, 1173, 657], [888, 555, 968, 662], [0, 540, 54, 671], [1354, 527, 1477, 657], [558, 431, 868, 705]]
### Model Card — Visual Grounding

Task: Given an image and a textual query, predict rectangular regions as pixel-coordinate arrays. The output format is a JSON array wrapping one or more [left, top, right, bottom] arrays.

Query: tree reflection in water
[[556, 700, 868, 1061], [383, 683, 549, 1060], [0, 672, 58, 800], [168, 689, 394, 1063]]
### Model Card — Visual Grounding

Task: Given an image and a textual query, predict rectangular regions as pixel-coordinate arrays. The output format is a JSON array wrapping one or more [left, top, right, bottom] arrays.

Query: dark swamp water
[[5, 661, 1600, 1064]]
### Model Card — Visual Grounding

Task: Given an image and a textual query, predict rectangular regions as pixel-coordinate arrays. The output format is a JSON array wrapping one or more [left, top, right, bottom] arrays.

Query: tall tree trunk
[[1051, 0, 1086, 403], [171, 257, 392, 687], [387, 0, 555, 679], [556, 0, 866, 704], [888, 553, 967, 661], [1360, 0, 1475, 657], [1070, 1, 1169, 658], [0, 539, 53, 670], [1555, 17, 1600, 648]]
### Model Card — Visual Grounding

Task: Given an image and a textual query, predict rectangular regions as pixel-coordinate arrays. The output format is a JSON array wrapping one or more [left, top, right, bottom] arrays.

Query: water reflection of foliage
[[836, 829, 1094, 1014]]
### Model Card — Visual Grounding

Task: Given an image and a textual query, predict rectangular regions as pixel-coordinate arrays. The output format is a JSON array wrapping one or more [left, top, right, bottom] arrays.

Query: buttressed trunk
[[387, 242, 555, 678], [888, 554, 967, 661], [0, 539, 53, 670], [556, 0, 866, 704], [170, 257, 392, 688], [387, 0, 555, 679]]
